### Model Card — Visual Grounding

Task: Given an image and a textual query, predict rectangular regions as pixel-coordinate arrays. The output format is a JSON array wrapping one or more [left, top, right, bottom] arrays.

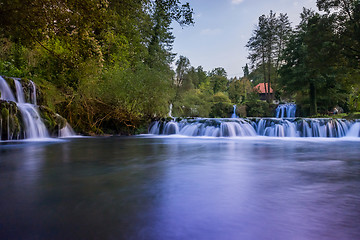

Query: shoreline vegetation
[[0, 0, 359, 136]]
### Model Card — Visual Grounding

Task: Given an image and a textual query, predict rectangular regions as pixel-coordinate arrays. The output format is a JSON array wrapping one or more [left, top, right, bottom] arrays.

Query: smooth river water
[[1, 136, 360, 240]]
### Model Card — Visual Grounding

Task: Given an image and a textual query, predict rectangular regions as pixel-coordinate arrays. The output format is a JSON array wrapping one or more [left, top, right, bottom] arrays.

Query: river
[[1, 136, 360, 239]]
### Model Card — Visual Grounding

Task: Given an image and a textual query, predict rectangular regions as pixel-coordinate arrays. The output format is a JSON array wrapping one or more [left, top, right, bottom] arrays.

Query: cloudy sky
[[171, 0, 318, 77]]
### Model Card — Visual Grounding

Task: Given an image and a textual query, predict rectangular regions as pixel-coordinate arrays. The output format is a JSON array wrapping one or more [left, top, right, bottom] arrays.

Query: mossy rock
[[1, 107, 9, 119], [38, 105, 67, 137], [0, 100, 23, 140]]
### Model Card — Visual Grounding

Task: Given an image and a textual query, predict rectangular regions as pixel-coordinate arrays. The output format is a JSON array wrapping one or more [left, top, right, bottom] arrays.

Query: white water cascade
[[231, 105, 238, 118], [13, 78, 49, 138], [149, 118, 359, 138], [0, 76, 16, 102], [275, 103, 297, 118], [0, 76, 75, 140], [168, 103, 173, 118], [59, 123, 76, 138], [346, 122, 360, 137]]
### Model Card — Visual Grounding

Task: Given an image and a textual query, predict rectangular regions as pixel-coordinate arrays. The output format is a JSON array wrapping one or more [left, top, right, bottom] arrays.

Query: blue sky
[[171, 0, 318, 78]]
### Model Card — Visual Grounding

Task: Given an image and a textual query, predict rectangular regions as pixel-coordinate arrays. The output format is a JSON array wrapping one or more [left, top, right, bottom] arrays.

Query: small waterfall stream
[[0, 76, 75, 140], [168, 103, 173, 118], [275, 103, 297, 118], [231, 105, 238, 118], [0, 76, 16, 102], [14, 79, 49, 139]]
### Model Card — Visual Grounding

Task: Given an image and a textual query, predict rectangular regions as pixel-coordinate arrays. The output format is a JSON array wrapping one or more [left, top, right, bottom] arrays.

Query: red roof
[[253, 83, 273, 94]]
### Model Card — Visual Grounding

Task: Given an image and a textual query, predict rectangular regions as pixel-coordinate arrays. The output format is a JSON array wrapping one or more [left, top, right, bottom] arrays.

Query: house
[[253, 83, 273, 101]]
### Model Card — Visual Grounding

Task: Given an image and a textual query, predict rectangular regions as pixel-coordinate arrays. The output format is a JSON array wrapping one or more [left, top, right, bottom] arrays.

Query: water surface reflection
[[0, 137, 360, 239]]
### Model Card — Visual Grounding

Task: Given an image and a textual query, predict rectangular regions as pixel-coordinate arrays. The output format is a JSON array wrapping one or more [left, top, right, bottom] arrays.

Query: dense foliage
[[246, 0, 359, 116], [171, 55, 273, 118], [0, 0, 193, 134]]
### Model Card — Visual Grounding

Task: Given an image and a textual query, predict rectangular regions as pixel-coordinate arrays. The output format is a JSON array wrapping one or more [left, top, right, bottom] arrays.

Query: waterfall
[[14, 80, 26, 103], [59, 123, 76, 137], [346, 122, 360, 137], [0, 77, 16, 102], [275, 103, 296, 118], [30, 80, 37, 105], [168, 103, 173, 118], [14, 78, 49, 138], [149, 118, 357, 138], [0, 76, 75, 140], [231, 105, 238, 118], [18, 103, 49, 139]]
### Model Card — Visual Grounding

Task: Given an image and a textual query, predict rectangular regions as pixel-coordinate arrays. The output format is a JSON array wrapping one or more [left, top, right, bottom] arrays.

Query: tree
[[246, 11, 291, 102], [317, 0, 360, 112], [242, 64, 250, 77], [146, 0, 194, 68], [316, 0, 360, 63], [228, 77, 252, 104], [279, 8, 343, 115], [209, 67, 228, 94], [175, 55, 191, 86], [195, 66, 208, 88]]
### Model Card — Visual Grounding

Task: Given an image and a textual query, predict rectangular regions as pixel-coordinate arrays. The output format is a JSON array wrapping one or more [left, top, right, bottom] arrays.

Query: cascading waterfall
[[0, 76, 16, 102], [149, 118, 360, 138], [30, 80, 37, 105], [347, 122, 360, 137], [13, 78, 49, 139], [18, 103, 49, 139], [168, 103, 173, 118], [0, 76, 75, 140], [59, 123, 76, 138], [275, 103, 297, 118], [231, 105, 238, 118], [149, 118, 257, 137]]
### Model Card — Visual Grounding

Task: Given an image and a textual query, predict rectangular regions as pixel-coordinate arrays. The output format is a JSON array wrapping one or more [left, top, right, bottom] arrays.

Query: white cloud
[[200, 28, 222, 35], [231, 0, 244, 4]]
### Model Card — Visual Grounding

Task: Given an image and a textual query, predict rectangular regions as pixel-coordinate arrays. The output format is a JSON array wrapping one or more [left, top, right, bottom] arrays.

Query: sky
[[171, 0, 318, 78]]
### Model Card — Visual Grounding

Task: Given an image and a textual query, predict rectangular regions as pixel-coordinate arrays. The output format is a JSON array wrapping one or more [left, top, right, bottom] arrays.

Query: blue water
[[1, 136, 360, 239]]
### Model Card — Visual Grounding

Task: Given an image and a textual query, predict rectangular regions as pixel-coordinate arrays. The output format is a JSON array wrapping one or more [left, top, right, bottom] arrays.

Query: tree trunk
[[262, 54, 268, 101], [309, 82, 317, 116], [267, 60, 272, 103]]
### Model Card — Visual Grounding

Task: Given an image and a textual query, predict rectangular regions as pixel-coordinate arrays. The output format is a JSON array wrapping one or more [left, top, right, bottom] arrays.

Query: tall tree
[[146, 0, 194, 68], [242, 64, 250, 77], [317, 0, 360, 111], [317, 0, 360, 63], [279, 8, 342, 115], [246, 11, 291, 102], [209, 67, 228, 94], [175, 55, 191, 86]]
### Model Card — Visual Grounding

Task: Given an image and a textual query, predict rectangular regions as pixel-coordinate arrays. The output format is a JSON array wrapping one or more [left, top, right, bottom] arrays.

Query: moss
[[344, 112, 360, 120], [1, 107, 9, 119], [0, 101, 23, 140], [38, 105, 67, 136]]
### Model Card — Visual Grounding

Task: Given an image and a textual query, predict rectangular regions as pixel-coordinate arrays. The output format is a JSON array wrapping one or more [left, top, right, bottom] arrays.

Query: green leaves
[[246, 11, 292, 102], [0, 0, 195, 134], [279, 7, 354, 115]]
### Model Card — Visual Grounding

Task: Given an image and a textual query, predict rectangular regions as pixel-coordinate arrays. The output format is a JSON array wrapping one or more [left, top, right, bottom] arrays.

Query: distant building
[[253, 83, 273, 101]]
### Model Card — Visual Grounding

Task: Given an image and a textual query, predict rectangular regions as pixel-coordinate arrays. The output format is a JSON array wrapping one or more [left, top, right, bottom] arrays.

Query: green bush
[[209, 92, 233, 118]]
